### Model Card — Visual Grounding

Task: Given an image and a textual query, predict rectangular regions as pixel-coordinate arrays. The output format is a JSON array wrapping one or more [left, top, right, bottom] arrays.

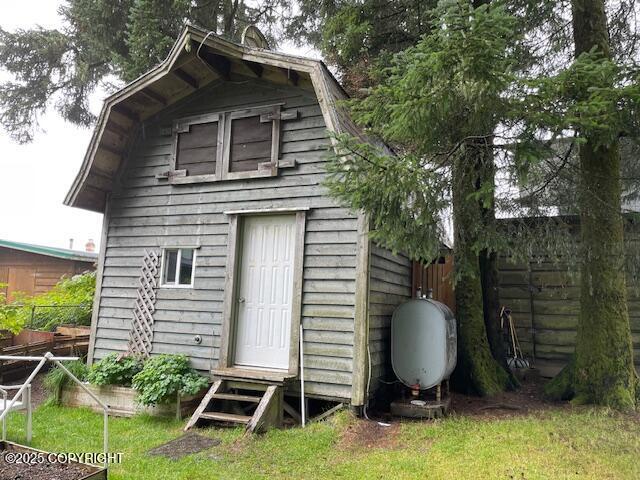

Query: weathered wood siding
[[367, 245, 412, 396], [498, 255, 640, 377], [92, 77, 360, 400]]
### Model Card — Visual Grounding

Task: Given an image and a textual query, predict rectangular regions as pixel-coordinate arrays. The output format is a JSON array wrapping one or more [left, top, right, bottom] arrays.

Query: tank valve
[[410, 382, 420, 397]]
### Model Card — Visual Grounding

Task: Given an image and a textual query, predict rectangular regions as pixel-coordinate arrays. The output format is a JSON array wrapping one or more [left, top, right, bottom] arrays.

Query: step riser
[[211, 393, 261, 403], [185, 380, 283, 433], [199, 412, 251, 424]]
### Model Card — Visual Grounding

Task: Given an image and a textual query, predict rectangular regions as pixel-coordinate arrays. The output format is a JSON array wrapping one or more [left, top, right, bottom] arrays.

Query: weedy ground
[[3, 400, 639, 479]]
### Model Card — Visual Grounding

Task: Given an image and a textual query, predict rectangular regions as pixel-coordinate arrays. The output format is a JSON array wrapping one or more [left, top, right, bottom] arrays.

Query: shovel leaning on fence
[[500, 306, 530, 369]]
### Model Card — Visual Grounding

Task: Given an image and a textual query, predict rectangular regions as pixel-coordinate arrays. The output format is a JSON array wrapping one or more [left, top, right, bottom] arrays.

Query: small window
[[161, 248, 196, 287]]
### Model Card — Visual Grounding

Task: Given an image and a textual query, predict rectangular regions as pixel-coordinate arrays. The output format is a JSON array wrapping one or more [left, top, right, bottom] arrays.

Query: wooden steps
[[199, 412, 252, 424], [211, 393, 261, 403], [185, 379, 283, 433]]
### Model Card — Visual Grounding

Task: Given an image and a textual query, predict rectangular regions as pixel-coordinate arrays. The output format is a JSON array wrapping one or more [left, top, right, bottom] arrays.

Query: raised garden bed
[[61, 383, 206, 418], [0, 440, 106, 480]]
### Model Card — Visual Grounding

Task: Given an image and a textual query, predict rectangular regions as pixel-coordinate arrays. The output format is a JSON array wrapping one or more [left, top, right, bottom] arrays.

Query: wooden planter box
[[61, 383, 206, 418]]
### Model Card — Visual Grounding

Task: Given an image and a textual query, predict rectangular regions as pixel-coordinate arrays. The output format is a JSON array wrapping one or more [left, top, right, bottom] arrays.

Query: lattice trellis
[[127, 250, 160, 357]]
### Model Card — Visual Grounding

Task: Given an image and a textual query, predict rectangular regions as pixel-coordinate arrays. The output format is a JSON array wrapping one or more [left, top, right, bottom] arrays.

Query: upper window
[[229, 112, 273, 173], [170, 105, 285, 183], [161, 248, 196, 287], [176, 119, 220, 176]]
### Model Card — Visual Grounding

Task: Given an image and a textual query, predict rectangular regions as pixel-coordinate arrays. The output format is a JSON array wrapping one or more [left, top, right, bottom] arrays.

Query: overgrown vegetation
[[0, 271, 95, 333], [87, 353, 144, 387], [131, 354, 209, 406], [43, 360, 89, 405], [2, 405, 639, 479], [57, 354, 209, 407]]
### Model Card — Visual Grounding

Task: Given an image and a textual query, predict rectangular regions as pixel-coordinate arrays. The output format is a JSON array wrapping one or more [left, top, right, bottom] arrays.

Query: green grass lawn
[[3, 404, 639, 479]]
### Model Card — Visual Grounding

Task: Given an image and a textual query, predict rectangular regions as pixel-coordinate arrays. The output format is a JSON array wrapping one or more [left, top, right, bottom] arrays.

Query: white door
[[234, 215, 296, 370]]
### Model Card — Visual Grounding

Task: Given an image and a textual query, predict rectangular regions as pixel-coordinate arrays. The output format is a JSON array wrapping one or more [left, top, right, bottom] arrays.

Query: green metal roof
[[0, 239, 98, 263]]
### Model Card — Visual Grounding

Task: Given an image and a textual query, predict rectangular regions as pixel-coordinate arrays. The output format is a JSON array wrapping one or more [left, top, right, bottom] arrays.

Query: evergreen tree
[[326, 1, 521, 395], [325, 0, 640, 403], [0, 0, 290, 143], [540, 0, 639, 410], [287, 0, 437, 94]]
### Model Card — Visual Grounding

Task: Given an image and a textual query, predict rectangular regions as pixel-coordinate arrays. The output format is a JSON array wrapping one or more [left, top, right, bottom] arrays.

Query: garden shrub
[[87, 353, 144, 386], [0, 271, 95, 333], [44, 359, 89, 405], [132, 354, 209, 406]]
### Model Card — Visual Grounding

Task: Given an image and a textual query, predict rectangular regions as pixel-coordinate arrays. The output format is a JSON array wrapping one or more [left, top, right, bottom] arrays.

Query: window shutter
[[176, 121, 219, 175], [229, 115, 273, 173]]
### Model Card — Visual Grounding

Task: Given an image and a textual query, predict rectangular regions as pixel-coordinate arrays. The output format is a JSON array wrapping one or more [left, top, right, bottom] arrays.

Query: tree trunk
[[480, 251, 509, 368], [547, 0, 636, 410], [477, 143, 513, 374], [451, 141, 512, 396]]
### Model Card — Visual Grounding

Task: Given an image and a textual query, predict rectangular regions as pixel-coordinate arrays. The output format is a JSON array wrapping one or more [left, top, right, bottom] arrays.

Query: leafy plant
[[87, 353, 144, 387], [132, 354, 209, 406], [43, 359, 89, 405], [0, 271, 95, 333]]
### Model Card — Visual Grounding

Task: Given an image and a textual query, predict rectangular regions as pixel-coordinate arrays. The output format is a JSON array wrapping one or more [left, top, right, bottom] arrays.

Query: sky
[[0, 2, 102, 252], [0, 2, 316, 253]]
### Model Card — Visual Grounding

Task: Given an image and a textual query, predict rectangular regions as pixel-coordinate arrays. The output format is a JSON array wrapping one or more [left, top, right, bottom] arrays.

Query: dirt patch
[[0, 451, 97, 480], [6, 373, 48, 409], [451, 376, 568, 419], [147, 433, 221, 461], [339, 418, 400, 451]]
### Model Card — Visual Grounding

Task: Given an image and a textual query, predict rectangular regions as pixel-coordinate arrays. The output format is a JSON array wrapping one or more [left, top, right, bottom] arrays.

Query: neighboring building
[[0, 239, 97, 301], [64, 26, 412, 413]]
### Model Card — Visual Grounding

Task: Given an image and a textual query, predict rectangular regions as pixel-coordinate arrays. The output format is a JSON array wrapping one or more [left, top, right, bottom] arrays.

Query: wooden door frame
[[217, 208, 307, 378]]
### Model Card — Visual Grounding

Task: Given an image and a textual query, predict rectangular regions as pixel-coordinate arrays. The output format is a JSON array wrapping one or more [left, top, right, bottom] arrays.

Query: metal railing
[[0, 384, 31, 442], [0, 352, 110, 468]]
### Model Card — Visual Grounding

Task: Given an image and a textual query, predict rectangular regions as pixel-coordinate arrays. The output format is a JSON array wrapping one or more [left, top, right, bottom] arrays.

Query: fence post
[[29, 305, 36, 329]]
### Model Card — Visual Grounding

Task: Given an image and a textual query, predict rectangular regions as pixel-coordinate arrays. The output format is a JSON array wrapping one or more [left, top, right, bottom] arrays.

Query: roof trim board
[[0, 239, 98, 263]]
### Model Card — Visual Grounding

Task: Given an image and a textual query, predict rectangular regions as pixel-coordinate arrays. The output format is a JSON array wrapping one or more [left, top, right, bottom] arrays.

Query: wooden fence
[[412, 256, 455, 311], [407, 230, 640, 379], [497, 257, 640, 377], [0, 327, 90, 382]]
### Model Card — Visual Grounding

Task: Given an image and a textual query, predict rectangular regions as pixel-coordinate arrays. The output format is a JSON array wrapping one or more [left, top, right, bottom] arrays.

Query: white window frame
[[170, 104, 283, 185], [160, 247, 197, 288]]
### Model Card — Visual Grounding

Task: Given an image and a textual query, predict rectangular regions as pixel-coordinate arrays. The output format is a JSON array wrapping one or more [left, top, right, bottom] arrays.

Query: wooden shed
[[64, 26, 412, 425], [0, 239, 97, 301]]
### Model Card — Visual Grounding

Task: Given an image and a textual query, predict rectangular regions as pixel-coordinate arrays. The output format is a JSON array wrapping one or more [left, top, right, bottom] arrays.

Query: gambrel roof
[[65, 25, 354, 213]]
